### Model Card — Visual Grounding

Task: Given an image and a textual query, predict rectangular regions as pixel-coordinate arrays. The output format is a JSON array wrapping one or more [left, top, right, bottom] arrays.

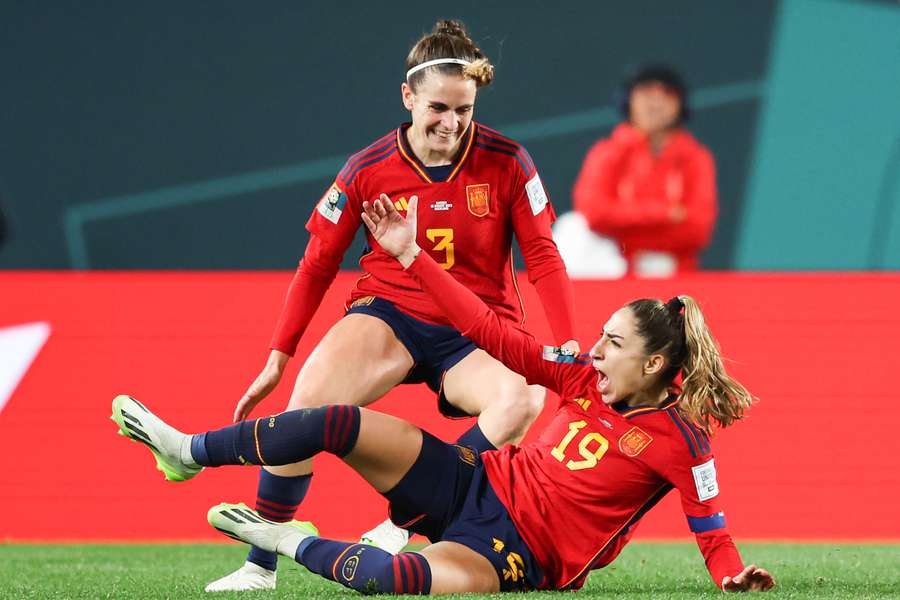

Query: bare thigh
[[420, 541, 500, 594], [342, 408, 424, 493], [288, 313, 413, 409], [266, 314, 413, 476], [441, 349, 546, 446]]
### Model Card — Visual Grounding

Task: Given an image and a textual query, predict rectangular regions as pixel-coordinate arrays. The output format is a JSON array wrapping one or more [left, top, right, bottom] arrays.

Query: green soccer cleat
[[208, 502, 318, 558], [110, 394, 203, 482]]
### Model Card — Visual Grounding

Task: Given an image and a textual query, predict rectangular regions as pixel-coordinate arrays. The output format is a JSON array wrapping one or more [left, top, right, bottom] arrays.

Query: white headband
[[406, 58, 471, 80]]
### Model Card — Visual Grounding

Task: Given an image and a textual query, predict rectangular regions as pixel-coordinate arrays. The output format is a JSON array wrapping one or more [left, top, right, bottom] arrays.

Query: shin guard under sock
[[191, 405, 361, 467], [296, 538, 431, 595]]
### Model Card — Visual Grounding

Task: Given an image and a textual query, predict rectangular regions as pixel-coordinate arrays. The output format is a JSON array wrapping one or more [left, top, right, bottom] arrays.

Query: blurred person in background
[[558, 65, 717, 277]]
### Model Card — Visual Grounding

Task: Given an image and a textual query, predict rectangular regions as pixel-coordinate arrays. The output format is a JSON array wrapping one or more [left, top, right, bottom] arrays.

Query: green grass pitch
[[1, 542, 897, 599]]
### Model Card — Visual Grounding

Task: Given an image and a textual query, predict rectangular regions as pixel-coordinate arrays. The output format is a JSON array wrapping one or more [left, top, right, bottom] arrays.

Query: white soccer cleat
[[110, 394, 202, 482], [359, 518, 410, 555], [204, 561, 277, 593], [208, 502, 318, 558]]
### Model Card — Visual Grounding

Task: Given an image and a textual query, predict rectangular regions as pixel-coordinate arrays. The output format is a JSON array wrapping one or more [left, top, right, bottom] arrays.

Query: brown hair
[[406, 20, 494, 90], [626, 296, 754, 432]]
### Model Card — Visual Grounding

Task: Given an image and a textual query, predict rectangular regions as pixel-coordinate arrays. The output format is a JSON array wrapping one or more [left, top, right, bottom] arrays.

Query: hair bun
[[433, 19, 468, 39]]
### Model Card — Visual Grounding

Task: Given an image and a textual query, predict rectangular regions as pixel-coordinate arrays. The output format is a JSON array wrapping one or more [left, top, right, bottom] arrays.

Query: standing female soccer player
[[110, 196, 775, 595], [205, 20, 578, 591]]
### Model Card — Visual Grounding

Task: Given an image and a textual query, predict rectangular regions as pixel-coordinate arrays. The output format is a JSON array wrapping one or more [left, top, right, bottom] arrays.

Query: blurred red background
[[1, 271, 897, 541]]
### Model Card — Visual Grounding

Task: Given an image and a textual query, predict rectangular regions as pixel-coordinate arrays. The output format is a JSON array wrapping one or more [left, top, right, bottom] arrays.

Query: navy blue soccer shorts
[[345, 296, 477, 418], [383, 430, 546, 591]]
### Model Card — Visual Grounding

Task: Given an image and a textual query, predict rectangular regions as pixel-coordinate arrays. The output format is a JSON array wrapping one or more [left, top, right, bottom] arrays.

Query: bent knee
[[481, 385, 545, 442], [286, 377, 332, 410], [286, 372, 372, 410], [500, 385, 545, 422]]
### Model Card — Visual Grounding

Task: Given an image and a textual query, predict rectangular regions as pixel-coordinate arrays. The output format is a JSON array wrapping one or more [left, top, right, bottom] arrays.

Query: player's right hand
[[233, 350, 289, 422], [362, 194, 420, 267]]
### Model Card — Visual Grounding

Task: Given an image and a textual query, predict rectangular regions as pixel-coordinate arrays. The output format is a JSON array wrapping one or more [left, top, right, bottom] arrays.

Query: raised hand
[[361, 194, 421, 267], [722, 565, 775, 592]]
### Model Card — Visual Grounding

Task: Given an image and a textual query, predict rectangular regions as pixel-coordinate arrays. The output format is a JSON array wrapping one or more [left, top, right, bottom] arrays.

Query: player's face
[[589, 307, 661, 405], [402, 73, 476, 159], [629, 81, 681, 134]]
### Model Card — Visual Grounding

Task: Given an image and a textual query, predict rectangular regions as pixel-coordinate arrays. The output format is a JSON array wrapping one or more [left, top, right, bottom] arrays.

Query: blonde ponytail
[[677, 296, 754, 431], [626, 295, 755, 433]]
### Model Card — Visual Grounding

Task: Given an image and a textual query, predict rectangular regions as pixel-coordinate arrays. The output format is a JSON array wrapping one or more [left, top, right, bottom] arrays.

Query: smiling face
[[402, 71, 476, 163], [589, 307, 667, 406]]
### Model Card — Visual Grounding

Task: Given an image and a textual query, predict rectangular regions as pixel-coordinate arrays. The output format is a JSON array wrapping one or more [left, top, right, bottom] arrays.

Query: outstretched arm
[[361, 195, 574, 394]]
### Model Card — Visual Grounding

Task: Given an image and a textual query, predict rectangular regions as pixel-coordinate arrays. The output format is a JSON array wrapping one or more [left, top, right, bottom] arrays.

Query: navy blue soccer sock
[[245, 470, 312, 571], [295, 538, 431, 595], [189, 405, 360, 467], [455, 422, 497, 453]]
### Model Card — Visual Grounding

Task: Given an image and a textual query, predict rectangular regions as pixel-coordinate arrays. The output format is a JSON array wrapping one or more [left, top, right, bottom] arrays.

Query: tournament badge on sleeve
[[318, 182, 348, 225], [466, 183, 490, 217]]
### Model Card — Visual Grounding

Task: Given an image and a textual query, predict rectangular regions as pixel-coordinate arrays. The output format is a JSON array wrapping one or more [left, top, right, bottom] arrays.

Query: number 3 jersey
[[270, 121, 573, 355], [405, 254, 747, 591]]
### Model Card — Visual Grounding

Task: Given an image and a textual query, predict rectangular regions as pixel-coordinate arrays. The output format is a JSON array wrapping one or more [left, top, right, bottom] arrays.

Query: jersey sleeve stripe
[[476, 134, 535, 176], [343, 146, 397, 185], [666, 408, 699, 459], [343, 131, 395, 165], [678, 414, 709, 456], [477, 127, 536, 173], [475, 141, 531, 175], [337, 135, 396, 182], [685, 421, 711, 454], [687, 512, 726, 533], [477, 129, 519, 151], [516, 144, 537, 174]]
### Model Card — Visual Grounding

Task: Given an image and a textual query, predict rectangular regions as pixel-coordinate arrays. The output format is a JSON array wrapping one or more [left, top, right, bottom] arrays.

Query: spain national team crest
[[455, 444, 478, 466], [466, 183, 490, 217], [618, 426, 653, 457]]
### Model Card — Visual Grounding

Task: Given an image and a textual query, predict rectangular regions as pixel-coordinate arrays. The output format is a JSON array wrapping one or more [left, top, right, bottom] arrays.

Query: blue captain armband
[[687, 512, 726, 533]]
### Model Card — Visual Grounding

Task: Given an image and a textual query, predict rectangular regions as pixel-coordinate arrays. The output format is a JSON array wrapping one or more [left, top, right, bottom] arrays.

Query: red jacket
[[572, 123, 717, 272]]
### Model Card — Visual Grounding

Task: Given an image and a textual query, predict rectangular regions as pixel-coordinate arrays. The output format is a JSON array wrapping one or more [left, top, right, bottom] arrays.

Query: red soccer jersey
[[407, 254, 745, 591], [270, 122, 575, 354]]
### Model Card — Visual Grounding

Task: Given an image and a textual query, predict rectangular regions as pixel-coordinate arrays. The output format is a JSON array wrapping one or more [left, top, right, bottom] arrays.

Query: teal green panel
[[737, 0, 900, 270], [878, 152, 900, 267]]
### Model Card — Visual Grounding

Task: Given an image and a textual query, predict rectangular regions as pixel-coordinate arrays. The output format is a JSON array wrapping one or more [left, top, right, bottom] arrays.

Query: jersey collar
[[613, 393, 679, 419], [396, 121, 476, 184]]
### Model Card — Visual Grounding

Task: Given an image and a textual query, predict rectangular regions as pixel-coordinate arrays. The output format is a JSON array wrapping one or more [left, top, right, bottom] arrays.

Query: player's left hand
[[722, 565, 775, 592], [560, 339, 580, 354], [362, 194, 421, 266]]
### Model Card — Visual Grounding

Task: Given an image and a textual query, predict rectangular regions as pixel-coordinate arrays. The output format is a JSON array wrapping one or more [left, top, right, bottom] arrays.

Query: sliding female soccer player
[[111, 195, 774, 594], [204, 19, 578, 592]]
